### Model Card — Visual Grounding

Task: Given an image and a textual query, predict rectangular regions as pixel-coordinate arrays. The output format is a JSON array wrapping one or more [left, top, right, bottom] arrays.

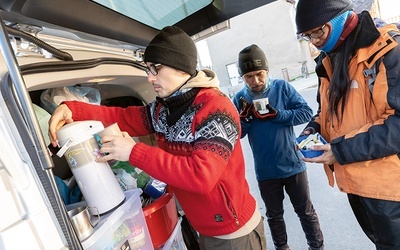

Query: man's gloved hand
[[299, 127, 316, 136], [254, 104, 278, 120], [239, 97, 254, 123]]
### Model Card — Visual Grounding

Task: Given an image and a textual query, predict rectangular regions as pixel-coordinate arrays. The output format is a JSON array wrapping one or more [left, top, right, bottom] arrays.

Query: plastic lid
[[57, 121, 104, 147]]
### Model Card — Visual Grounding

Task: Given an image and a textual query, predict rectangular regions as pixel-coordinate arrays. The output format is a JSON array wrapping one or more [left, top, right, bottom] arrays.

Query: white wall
[[202, 0, 316, 95]]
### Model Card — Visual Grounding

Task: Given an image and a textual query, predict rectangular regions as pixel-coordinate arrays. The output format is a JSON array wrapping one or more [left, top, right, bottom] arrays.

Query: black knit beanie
[[238, 44, 269, 76], [295, 0, 354, 34], [144, 26, 197, 76]]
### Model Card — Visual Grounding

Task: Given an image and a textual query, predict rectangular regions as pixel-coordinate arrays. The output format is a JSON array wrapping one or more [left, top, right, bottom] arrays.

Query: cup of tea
[[253, 98, 269, 114], [98, 123, 122, 137], [68, 206, 100, 241]]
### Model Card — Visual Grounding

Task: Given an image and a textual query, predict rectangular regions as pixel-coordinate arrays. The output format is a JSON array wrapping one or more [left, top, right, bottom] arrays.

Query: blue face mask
[[319, 10, 352, 53]]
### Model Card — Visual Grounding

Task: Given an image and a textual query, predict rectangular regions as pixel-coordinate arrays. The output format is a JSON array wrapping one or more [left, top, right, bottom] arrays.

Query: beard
[[251, 83, 266, 93]]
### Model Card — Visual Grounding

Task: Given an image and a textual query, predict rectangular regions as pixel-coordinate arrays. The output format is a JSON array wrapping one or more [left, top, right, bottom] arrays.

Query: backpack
[[363, 30, 400, 92]]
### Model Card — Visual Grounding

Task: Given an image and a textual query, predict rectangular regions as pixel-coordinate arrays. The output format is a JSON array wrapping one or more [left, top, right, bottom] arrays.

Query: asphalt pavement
[[241, 74, 376, 250], [289, 73, 319, 91]]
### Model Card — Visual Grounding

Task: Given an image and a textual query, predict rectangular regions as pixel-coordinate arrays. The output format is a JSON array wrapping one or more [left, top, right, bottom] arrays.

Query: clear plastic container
[[68, 189, 154, 250], [143, 192, 178, 249], [161, 218, 186, 250]]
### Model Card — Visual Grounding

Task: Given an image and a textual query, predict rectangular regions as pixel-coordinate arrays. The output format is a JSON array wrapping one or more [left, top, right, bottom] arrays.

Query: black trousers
[[258, 171, 324, 250], [348, 194, 400, 250]]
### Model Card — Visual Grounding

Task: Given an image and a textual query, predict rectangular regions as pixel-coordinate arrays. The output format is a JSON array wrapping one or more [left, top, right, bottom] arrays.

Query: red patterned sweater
[[64, 86, 256, 237]]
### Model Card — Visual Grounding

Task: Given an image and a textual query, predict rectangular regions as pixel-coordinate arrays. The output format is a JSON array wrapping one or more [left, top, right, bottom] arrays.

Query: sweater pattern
[[151, 98, 237, 161]]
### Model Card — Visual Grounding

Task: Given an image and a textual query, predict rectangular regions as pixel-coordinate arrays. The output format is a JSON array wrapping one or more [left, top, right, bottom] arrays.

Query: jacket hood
[[181, 69, 220, 90]]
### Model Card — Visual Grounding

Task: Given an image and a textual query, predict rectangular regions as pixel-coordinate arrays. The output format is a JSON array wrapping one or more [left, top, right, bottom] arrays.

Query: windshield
[[91, 0, 213, 29]]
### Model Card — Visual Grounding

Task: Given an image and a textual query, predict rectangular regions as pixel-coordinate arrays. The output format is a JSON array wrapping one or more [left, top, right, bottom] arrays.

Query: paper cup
[[97, 123, 122, 137], [253, 98, 269, 114]]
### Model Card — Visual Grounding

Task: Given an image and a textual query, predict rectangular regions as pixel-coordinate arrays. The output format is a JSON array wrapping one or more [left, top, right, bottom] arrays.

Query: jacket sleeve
[[302, 78, 322, 135], [64, 100, 154, 136], [273, 81, 314, 126], [331, 41, 400, 164]]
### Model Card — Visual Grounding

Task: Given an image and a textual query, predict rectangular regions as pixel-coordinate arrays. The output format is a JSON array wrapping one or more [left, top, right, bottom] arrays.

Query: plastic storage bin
[[143, 192, 178, 249], [296, 133, 327, 158], [161, 218, 186, 250], [68, 189, 154, 250]]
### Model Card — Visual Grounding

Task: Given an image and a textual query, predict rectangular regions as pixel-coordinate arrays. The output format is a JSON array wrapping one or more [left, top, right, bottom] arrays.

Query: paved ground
[[289, 73, 318, 91], [241, 74, 375, 249]]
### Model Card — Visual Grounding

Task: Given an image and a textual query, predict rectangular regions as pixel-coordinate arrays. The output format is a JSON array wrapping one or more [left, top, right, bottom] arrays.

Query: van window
[[92, 0, 213, 29]]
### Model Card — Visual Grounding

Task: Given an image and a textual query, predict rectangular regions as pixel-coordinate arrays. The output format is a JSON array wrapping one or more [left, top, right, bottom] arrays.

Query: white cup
[[253, 98, 269, 114]]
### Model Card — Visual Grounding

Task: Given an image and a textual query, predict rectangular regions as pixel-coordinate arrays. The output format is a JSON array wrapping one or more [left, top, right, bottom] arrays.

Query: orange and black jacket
[[306, 12, 400, 202]]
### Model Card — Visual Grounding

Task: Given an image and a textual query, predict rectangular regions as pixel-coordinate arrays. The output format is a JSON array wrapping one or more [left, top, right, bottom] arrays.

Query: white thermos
[[56, 120, 125, 215]]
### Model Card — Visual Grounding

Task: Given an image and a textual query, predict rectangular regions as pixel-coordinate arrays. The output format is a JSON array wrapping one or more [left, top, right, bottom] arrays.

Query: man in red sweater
[[49, 26, 266, 250]]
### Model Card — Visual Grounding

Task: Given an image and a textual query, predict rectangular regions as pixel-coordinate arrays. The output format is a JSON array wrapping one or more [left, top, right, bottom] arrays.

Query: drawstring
[[177, 70, 198, 92], [156, 71, 198, 116]]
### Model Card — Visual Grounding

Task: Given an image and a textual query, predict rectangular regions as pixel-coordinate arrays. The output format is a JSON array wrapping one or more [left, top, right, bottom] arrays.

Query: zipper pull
[[234, 214, 240, 227]]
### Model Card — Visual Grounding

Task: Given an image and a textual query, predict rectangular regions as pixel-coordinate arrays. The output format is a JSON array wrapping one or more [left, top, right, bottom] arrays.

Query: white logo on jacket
[[350, 80, 359, 88]]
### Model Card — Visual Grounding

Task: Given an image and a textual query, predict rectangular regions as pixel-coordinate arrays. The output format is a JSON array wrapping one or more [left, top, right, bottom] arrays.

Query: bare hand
[[302, 143, 337, 165], [96, 132, 136, 162], [48, 104, 74, 147]]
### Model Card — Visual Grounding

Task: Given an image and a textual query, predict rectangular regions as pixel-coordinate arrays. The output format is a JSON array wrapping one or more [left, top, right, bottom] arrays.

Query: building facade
[[199, 0, 398, 96]]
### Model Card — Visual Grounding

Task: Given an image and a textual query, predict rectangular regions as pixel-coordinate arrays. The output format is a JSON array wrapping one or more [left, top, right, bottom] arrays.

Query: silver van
[[0, 0, 275, 249]]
